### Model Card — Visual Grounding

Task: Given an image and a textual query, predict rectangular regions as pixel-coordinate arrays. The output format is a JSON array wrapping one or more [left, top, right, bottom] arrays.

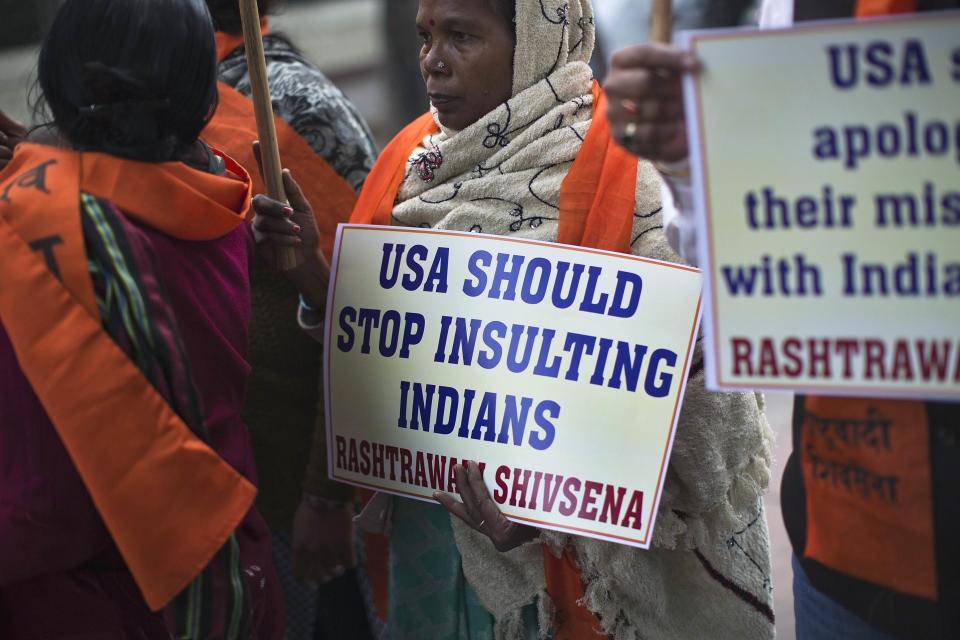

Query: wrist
[[302, 493, 349, 512], [290, 250, 329, 309], [653, 158, 690, 178]]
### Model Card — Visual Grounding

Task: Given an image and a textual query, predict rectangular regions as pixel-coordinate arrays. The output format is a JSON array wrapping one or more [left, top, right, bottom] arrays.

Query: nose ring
[[620, 122, 638, 148], [437, 61, 448, 72]]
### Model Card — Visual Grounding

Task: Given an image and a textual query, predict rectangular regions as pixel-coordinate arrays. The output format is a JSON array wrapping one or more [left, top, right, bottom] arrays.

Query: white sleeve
[[659, 160, 699, 266], [758, 0, 794, 28]]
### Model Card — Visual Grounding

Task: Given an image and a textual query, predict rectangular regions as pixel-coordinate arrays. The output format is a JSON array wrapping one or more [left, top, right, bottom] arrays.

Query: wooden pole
[[238, 0, 300, 270], [649, 0, 673, 44]]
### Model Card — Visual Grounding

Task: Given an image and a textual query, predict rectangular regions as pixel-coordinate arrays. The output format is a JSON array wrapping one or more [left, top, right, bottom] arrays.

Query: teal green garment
[[388, 499, 542, 640]]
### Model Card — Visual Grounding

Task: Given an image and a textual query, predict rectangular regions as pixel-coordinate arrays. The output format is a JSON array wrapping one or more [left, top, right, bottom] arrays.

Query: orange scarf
[[856, 0, 918, 15], [0, 143, 255, 611], [351, 83, 637, 638], [205, 22, 358, 258]]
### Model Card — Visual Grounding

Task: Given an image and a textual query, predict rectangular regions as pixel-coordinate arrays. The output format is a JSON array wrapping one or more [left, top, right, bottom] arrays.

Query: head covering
[[513, 0, 596, 94]]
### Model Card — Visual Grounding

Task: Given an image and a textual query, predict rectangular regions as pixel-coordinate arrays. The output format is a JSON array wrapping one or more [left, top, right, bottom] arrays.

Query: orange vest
[[350, 82, 637, 637], [0, 143, 256, 611], [204, 26, 358, 258]]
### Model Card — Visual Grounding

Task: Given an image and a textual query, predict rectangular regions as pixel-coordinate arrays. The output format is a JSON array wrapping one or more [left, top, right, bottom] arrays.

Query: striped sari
[[82, 191, 255, 639]]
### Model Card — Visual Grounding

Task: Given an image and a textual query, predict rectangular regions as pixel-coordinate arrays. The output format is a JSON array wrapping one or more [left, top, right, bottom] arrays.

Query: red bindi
[[429, 19, 435, 26]]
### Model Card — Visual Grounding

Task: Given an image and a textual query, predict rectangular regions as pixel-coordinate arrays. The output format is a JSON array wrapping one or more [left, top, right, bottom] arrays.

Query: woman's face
[[417, 0, 514, 131]]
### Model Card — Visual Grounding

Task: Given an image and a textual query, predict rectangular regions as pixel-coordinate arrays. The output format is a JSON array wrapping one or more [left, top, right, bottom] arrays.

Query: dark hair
[[38, 0, 219, 162], [206, 0, 281, 34], [488, 0, 516, 27]]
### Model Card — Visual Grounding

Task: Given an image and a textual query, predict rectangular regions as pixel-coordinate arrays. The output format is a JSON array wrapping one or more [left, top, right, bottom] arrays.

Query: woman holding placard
[[253, 0, 775, 638]]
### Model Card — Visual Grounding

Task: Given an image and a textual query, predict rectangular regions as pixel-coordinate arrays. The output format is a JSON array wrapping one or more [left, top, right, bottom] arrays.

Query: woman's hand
[[0, 111, 27, 172], [291, 495, 355, 586], [250, 142, 329, 307], [604, 44, 697, 163], [435, 461, 538, 553]]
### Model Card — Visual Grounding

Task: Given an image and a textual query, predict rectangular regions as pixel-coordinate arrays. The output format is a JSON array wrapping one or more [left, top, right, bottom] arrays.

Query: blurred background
[[0, 0, 794, 637], [0, 0, 402, 141], [0, 0, 759, 145]]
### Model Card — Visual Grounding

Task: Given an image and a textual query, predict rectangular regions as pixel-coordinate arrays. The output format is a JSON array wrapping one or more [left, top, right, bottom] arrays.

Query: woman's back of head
[[38, 0, 219, 162], [205, 0, 282, 34]]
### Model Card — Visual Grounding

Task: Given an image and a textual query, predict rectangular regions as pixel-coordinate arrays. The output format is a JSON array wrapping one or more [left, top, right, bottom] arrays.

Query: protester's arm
[[605, 44, 701, 264], [604, 44, 695, 163], [301, 399, 354, 504], [291, 492, 355, 585], [250, 165, 360, 582], [250, 161, 329, 310], [290, 390, 357, 585], [0, 489, 108, 587], [0, 458, 108, 587], [0, 331, 111, 586]]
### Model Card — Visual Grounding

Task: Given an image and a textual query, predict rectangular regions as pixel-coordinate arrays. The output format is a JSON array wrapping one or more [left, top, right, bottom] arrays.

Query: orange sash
[[205, 23, 358, 258], [349, 111, 438, 226], [801, 397, 937, 600], [544, 550, 608, 639], [557, 83, 639, 252], [856, 0, 919, 15], [0, 143, 256, 611], [349, 83, 638, 636]]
